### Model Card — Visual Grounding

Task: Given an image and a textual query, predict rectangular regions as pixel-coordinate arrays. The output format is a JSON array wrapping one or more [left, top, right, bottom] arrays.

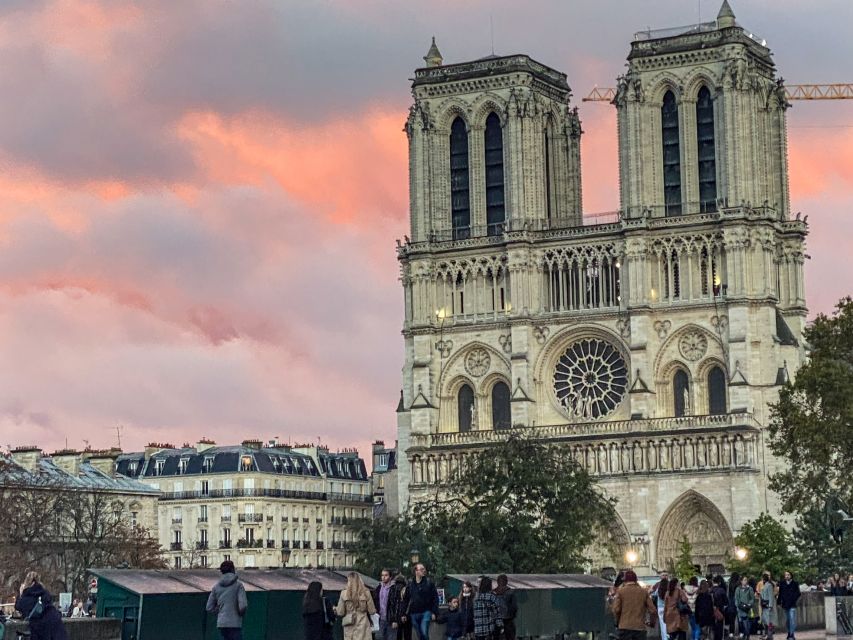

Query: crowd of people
[[608, 568, 842, 640], [298, 565, 518, 640]]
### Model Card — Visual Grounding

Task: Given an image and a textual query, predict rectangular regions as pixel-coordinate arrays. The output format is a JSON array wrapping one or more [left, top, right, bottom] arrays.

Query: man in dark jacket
[[16, 575, 69, 640], [777, 571, 800, 640], [405, 564, 439, 640], [206, 560, 248, 640], [611, 570, 656, 640], [494, 575, 518, 640], [389, 574, 412, 640], [710, 576, 729, 640]]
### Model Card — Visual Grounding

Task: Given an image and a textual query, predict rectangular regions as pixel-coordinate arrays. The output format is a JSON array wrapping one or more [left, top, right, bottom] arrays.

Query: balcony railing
[[238, 514, 264, 523], [410, 413, 761, 449], [303, 541, 311, 549], [331, 541, 342, 550], [316, 541, 324, 550], [327, 492, 372, 504], [171, 518, 182, 525], [266, 540, 275, 548], [198, 517, 208, 523], [236, 539, 263, 549], [161, 488, 327, 501], [170, 542, 182, 551], [219, 541, 232, 549], [196, 541, 209, 550], [292, 541, 301, 549], [221, 515, 232, 523]]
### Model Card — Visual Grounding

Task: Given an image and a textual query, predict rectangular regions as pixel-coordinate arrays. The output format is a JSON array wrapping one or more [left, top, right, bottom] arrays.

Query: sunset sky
[[0, 0, 850, 460]]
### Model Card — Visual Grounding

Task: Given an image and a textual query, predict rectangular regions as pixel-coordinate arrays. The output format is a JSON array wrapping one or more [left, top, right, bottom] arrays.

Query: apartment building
[[117, 439, 372, 570]]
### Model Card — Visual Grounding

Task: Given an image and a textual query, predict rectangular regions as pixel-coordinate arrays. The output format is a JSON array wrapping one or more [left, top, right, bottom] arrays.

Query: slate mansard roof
[[116, 445, 368, 482], [0, 454, 159, 496]]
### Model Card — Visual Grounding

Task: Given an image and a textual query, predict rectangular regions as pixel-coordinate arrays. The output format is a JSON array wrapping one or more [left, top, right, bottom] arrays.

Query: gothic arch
[[655, 490, 733, 572], [589, 510, 632, 572], [646, 71, 684, 106], [438, 342, 510, 432], [470, 93, 508, 127], [435, 98, 472, 132], [482, 373, 512, 430], [682, 68, 720, 99], [653, 323, 724, 382]]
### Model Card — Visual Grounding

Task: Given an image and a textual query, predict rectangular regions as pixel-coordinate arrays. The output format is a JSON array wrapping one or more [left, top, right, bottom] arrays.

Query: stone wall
[[4, 617, 121, 640]]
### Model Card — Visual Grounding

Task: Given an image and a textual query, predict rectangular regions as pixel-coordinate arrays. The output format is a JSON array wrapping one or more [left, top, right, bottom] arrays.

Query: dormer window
[[128, 461, 138, 475], [155, 459, 165, 476], [240, 455, 253, 472], [202, 456, 214, 473], [178, 458, 188, 475]]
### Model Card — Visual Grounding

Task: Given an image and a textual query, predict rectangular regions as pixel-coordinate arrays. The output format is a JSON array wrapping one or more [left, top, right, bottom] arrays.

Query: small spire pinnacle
[[423, 36, 443, 67], [717, 0, 736, 28]]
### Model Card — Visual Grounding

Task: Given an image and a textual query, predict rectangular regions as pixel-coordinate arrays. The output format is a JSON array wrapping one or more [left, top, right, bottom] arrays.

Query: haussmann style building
[[395, 1, 808, 574], [118, 439, 372, 570]]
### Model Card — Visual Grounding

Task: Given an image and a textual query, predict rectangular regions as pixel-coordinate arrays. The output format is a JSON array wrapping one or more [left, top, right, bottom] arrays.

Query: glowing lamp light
[[625, 550, 639, 566], [435, 308, 447, 321], [734, 547, 748, 561]]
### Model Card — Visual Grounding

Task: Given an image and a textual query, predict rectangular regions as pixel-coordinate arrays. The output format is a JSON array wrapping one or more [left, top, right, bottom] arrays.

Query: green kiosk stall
[[445, 574, 615, 640], [91, 568, 376, 640]]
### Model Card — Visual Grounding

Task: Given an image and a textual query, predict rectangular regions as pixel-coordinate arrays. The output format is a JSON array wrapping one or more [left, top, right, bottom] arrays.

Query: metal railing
[[238, 513, 264, 523], [170, 542, 182, 551]]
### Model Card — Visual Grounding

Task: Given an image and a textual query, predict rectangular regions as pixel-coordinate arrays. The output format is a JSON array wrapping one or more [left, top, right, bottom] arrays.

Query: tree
[[352, 434, 617, 577], [791, 506, 853, 578], [769, 297, 853, 515], [727, 513, 803, 579], [674, 536, 696, 582]]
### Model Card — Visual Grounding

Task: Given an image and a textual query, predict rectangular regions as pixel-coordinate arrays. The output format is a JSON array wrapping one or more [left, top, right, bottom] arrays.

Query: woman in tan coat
[[664, 577, 690, 640], [335, 572, 376, 640]]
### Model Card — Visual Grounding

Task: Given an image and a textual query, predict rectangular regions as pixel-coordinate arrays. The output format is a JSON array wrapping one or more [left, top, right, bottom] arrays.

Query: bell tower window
[[707, 366, 727, 415], [457, 384, 474, 432], [661, 90, 682, 216], [491, 381, 511, 430], [484, 113, 505, 235], [696, 86, 717, 212], [450, 117, 470, 239], [673, 369, 690, 417]]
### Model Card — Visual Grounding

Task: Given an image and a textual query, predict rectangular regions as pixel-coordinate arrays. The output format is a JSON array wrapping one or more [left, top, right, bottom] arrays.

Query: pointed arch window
[[484, 113, 505, 235], [673, 369, 690, 417], [491, 381, 511, 430], [708, 366, 727, 415], [450, 117, 470, 239], [696, 86, 717, 212], [457, 384, 475, 432], [661, 90, 682, 216]]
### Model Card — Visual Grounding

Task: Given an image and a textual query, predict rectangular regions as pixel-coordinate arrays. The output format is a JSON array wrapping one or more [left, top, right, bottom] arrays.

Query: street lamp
[[410, 549, 420, 566], [281, 548, 292, 567], [625, 550, 639, 567], [734, 547, 748, 561]]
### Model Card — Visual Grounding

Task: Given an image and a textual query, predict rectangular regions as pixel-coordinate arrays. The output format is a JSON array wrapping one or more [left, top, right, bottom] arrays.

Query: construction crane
[[582, 83, 853, 102]]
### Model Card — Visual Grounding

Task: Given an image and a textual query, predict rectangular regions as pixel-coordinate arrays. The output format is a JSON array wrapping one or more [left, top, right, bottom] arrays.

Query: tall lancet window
[[484, 112, 505, 235], [450, 117, 470, 239], [696, 86, 717, 212], [661, 90, 682, 216]]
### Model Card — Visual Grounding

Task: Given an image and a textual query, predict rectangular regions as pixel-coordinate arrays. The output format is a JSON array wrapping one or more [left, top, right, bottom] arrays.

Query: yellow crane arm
[[581, 83, 853, 102]]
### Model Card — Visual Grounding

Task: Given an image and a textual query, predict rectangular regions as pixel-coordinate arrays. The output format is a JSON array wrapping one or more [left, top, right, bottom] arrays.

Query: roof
[[413, 54, 569, 96], [447, 574, 612, 589], [0, 456, 159, 496], [117, 445, 367, 481], [90, 569, 378, 595]]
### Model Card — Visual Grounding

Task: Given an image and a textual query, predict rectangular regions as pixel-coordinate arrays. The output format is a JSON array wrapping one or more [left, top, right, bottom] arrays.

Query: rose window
[[553, 338, 628, 419]]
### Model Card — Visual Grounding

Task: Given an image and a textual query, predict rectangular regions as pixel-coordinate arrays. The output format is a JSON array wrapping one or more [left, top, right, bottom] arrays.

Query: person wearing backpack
[[206, 560, 248, 640], [15, 571, 68, 640]]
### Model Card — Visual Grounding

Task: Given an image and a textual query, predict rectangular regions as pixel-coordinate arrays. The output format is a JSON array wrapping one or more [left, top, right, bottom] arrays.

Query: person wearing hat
[[206, 560, 248, 640], [612, 570, 657, 640]]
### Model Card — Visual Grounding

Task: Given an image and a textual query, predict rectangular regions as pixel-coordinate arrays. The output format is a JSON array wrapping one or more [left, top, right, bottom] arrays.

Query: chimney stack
[[197, 438, 216, 453], [10, 446, 42, 473], [51, 450, 81, 476], [84, 448, 121, 477]]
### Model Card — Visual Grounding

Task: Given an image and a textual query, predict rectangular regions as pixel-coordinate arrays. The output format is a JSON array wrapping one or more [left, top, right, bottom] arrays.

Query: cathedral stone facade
[[395, 2, 808, 574]]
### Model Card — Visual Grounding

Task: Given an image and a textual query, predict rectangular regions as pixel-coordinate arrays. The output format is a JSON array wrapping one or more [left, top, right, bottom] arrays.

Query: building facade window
[[450, 117, 470, 239], [484, 112, 505, 235], [708, 366, 727, 415], [673, 369, 690, 417], [457, 384, 475, 432], [491, 381, 511, 430], [696, 86, 717, 212], [661, 90, 682, 216]]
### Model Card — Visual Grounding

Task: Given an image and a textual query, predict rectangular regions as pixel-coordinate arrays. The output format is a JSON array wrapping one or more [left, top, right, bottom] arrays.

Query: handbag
[[713, 608, 724, 623], [677, 600, 692, 616], [26, 597, 45, 621], [644, 610, 658, 628], [341, 612, 355, 627]]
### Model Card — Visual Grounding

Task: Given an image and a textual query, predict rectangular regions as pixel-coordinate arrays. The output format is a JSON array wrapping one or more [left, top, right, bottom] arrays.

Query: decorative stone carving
[[653, 320, 672, 339], [617, 317, 631, 339], [498, 334, 512, 354], [678, 331, 708, 361], [553, 338, 629, 420], [464, 347, 491, 377], [435, 339, 453, 358], [532, 325, 550, 345]]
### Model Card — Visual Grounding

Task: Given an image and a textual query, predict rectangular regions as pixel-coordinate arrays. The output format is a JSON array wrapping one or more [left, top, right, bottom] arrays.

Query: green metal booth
[[445, 574, 615, 640], [91, 568, 377, 640]]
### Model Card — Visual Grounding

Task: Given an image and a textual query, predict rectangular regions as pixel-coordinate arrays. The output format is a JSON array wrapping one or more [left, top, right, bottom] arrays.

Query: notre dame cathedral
[[395, 0, 807, 574]]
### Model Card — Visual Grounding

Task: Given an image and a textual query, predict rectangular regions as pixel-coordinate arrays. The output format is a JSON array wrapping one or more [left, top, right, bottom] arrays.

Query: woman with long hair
[[457, 581, 476, 639], [15, 571, 69, 640], [303, 581, 334, 640], [664, 577, 690, 640], [335, 572, 376, 640]]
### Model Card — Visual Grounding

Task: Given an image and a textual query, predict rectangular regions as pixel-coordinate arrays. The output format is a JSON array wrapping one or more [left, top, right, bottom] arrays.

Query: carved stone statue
[[683, 388, 692, 416], [470, 401, 478, 428]]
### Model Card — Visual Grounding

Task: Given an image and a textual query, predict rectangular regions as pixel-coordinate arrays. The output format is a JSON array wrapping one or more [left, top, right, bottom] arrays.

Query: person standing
[[759, 574, 776, 640], [437, 596, 467, 640], [473, 577, 502, 640], [777, 572, 799, 640], [405, 564, 439, 640], [206, 560, 248, 640], [494, 575, 517, 640], [685, 577, 700, 640], [336, 572, 376, 640], [694, 581, 715, 640], [734, 576, 755, 640], [15, 571, 69, 640], [726, 574, 741, 640], [458, 581, 477, 639], [611, 570, 656, 640], [710, 576, 729, 640], [303, 581, 334, 640], [374, 569, 396, 640], [664, 578, 690, 640], [653, 572, 671, 640], [389, 574, 411, 640]]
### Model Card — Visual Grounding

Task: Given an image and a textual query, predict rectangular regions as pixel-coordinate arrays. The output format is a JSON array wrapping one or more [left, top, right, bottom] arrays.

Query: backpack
[[26, 597, 45, 621]]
